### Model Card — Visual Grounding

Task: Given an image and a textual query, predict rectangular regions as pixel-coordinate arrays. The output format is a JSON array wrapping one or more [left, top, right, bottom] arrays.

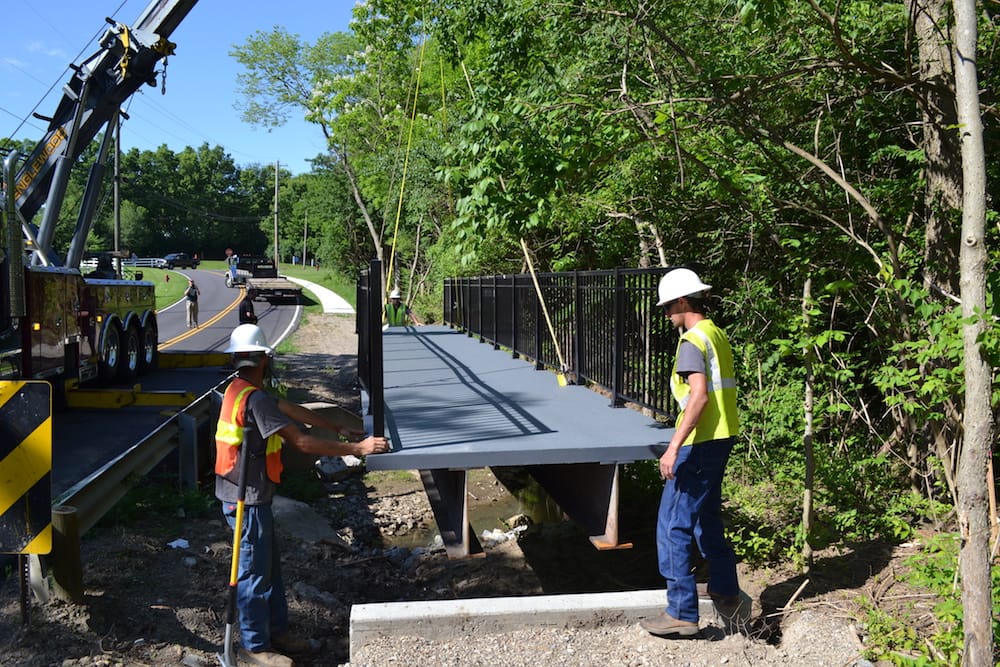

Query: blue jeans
[[656, 437, 738, 622], [223, 503, 288, 651]]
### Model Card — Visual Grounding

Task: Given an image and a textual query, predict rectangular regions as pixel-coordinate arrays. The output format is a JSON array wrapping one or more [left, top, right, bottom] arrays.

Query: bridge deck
[[366, 325, 670, 470], [361, 325, 674, 557]]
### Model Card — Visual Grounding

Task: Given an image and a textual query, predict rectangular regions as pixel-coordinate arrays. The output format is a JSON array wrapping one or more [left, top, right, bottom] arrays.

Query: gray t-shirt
[[676, 340, 705, 378], [215, 389, 292, 505]]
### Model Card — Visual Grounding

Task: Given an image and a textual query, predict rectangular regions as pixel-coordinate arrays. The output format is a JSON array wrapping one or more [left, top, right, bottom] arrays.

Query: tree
[[951, 0, 994, 661]]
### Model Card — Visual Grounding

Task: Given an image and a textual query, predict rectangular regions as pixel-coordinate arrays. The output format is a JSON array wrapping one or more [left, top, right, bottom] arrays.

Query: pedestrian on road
[[184, 279, 200, 328], [384, 288, 422, 326], [640, 268, 741, 638], [216, 324, 388, 666], [239, 287, 259, 325]]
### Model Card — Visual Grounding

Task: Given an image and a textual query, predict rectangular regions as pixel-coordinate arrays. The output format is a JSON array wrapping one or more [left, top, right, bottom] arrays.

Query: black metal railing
[[357, 259, 384, 436], [443, 268, 679, 420]]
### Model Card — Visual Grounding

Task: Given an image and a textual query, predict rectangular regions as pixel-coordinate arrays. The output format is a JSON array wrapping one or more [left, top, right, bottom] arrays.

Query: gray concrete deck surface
[[365, 325, 671, 470]]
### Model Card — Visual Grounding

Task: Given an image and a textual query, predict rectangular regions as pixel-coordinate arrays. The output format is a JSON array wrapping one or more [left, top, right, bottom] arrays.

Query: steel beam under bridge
[[362, 325, 672, 558]]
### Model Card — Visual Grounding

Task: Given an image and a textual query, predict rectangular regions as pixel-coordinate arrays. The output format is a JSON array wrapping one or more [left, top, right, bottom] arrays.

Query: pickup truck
[[163, 252, 200, 269], [225, 255, 302, 301]]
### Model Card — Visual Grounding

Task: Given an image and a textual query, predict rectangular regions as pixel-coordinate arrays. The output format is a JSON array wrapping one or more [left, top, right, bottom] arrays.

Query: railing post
[[367, 258, 384, 436], [492, 275, 499, 350], [534, 274, 544, 370], [511, 274, 519, 359], [477, 277, 484, 341], [573, 271, 582, 382], [611, 268, 625, 407]]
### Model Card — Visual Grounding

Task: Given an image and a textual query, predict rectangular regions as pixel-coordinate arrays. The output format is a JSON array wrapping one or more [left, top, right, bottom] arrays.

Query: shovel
[[217, 438, 252, 667]]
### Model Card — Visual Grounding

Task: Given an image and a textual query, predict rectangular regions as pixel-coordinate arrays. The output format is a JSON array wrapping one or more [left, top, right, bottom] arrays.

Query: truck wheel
[[118, 326, 141, 382], [139, 318, 159, 373], [98, 324, 121, 383]]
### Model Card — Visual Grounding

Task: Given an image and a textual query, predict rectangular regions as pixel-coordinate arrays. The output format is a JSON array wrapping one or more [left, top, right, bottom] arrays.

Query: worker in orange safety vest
[[215, 324, 388, 666]]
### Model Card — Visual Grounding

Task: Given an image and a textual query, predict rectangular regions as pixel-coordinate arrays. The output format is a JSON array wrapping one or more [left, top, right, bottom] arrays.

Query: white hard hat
[[657, 268, 712, 306], [389, 289, 401, 299], [225, 324, 273, 354]]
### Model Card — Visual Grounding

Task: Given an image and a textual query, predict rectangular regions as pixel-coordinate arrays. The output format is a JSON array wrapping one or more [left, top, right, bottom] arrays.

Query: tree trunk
[[909, 0, 964, 495], [951, 0, 995, 663], [801, 278, 815, 572]]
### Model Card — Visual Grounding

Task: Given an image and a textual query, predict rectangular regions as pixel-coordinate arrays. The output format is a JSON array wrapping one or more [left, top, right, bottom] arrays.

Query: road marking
[[158, 290, 243, 350]]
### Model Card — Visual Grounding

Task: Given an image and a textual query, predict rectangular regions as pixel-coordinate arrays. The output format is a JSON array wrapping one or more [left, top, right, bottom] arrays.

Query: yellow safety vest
[[385, 302, 408, 327], [215, 377, 283, 483], [670, 319, 739, 445]]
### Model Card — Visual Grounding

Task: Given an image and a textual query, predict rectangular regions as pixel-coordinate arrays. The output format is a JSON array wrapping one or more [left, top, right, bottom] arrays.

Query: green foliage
[[277, 470, 326, 503], [97, 482, 216, 532], [862, 533, 1000, 665]]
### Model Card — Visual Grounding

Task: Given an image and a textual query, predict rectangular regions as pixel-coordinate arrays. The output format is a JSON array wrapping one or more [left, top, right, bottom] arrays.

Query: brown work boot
[[271, 632, 317, 655], [639, 612, 700, 637], [237, 646, 294, 667]]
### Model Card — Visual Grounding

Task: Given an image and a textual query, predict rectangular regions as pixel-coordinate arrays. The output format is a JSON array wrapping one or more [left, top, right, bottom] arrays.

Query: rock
[[315, 454, 364, 482], [271, 495, 345, 545], [291, 581, 337, 606]]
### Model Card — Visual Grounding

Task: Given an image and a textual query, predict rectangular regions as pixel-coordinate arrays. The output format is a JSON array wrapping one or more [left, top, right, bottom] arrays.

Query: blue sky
[[0, 0, 358, 175]]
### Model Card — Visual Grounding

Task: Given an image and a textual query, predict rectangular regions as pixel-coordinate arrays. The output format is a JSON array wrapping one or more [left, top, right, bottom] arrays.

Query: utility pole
[[273, 160, 279, 268], [302, 211, 308, 267]]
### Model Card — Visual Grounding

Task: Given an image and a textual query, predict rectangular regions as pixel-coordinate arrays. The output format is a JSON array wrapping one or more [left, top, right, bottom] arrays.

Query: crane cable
[[384, 30, 428, 303]]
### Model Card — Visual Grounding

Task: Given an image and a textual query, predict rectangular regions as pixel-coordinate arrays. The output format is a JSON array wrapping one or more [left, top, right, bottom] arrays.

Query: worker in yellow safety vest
[[215, 324, 388, 665], [639, 268, 743, 639], [384, 288, 422, 326]]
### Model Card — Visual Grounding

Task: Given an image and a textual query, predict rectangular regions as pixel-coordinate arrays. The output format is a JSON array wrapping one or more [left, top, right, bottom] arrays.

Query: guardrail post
[[51, 505, 83, 603], [177, 412, 198, 490]]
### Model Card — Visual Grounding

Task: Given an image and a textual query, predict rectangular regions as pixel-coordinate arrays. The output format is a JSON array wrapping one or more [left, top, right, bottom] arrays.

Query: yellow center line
[[158, 291, 243, 350]]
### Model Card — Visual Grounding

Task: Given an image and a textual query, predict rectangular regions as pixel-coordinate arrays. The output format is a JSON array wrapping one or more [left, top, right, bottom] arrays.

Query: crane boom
[[14, 0, 199, 266]]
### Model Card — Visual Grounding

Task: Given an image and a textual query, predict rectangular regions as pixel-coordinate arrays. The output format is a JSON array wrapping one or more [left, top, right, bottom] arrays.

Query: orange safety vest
[[215, 377, 283, 483]]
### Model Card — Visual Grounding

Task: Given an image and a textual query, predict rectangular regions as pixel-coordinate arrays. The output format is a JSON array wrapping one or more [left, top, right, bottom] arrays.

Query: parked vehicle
[[163, 252, 199, 269], [225, 254, 301, 301]]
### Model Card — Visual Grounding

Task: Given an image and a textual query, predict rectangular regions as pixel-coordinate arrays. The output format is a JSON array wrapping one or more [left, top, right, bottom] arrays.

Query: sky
[[0, 0, 358, 175]]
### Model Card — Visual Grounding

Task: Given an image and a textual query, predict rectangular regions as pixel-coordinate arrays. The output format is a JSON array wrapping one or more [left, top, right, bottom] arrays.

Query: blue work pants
[[223, 502, 288, 651], [656, 437, 738, 622]]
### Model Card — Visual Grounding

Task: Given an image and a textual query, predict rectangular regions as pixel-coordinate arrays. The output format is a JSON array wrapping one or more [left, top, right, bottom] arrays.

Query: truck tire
[[139, 317, 159, 373], [98, 324, 121, 384], [118, 325, 141, 382]]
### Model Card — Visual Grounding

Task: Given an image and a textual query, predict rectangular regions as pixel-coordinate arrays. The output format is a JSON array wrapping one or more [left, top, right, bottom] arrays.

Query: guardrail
[[46, 377, 227, 599]]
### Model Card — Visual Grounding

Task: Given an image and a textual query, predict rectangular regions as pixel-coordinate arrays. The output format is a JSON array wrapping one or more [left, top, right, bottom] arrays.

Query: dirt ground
[[0, 313, 938, 666]]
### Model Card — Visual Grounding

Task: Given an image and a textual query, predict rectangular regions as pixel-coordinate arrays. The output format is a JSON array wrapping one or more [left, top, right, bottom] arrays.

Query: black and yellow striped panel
[[0, 381, 52, 555]]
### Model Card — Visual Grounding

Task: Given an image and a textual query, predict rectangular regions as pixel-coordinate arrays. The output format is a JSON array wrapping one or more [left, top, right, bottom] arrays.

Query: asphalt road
[[51, 268, 304, 498], [156, 268, 303, 353]]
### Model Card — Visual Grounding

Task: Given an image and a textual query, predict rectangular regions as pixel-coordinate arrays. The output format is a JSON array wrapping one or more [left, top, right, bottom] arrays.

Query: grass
[[134, 260, 357, 314]]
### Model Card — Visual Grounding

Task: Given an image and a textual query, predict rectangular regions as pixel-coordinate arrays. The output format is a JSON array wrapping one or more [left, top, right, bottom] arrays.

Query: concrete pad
[[349, 589, 718, 660]]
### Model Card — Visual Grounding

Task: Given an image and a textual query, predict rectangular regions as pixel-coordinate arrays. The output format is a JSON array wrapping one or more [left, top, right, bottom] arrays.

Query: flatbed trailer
[[225, 255, 301, 301]]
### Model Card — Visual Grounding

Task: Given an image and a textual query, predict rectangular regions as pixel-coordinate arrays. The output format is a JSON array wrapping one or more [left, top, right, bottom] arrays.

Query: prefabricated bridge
[[362, 325, 672, 558]]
